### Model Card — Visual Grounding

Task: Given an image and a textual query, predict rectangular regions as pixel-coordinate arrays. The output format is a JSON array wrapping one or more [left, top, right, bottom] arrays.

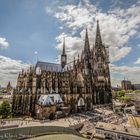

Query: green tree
[[117, 90, 125, 97], [0, 100, 11, 118]]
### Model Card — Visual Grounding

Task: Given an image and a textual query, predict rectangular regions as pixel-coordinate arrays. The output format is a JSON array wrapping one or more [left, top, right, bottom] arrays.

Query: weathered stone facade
[[12, 21, 112, 116]]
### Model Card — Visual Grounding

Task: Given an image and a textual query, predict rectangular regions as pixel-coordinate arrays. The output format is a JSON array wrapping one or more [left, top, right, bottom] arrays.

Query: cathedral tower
[[94, 20, 111, 104], [61, 38, 67, 69], [83, 28, 91, 75]]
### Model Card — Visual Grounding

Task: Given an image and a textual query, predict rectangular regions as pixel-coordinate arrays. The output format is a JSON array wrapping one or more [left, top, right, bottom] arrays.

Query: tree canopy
[[117, 90, 125, 97], [0, 100, 11, 119]]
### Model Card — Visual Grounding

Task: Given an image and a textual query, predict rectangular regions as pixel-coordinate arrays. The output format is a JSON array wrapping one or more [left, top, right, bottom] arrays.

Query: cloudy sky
[[0, 0, 140, 87]]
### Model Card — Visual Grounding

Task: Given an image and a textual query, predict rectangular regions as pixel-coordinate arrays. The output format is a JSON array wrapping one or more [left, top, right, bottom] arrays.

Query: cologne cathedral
[[12, 21, 112, 116]]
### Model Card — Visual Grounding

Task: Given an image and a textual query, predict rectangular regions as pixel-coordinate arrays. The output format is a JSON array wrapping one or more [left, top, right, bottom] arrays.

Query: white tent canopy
[[38, 94, 63, 106]]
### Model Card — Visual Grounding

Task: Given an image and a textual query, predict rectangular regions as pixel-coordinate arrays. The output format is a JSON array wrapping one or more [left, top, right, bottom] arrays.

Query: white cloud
[[55, 3, 97, 29], [46, 0, 140, 63], [45, 6, 54, 14], [59, 26, 63, 30], [110, 47, 132, 62], [0, 37, 9, 49], [134, 58, 140, 64], [110, 64, 140, 86], [34, 51, 38, 55], [137, 44, 140, 48], [0, 56, 30, 87]]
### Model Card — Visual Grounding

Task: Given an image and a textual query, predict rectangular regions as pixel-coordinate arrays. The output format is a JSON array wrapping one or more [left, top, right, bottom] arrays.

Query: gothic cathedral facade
[[12, 21, 112, 116]]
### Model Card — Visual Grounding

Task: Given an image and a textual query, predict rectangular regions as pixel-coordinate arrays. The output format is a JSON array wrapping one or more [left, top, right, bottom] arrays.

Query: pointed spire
[[84, 27, 90, 52], [78, 54, 79, 61], [62, 37, 66, 55], [73, 57, 76, 70], [81, 50, 83, 60], [7, 81, 11, 87], [30, 66, 32, 73], [61, 37, 67, 69], [95, 20, 102, 47], [7, 81, 12, 89], [74, 57, 75, 66]]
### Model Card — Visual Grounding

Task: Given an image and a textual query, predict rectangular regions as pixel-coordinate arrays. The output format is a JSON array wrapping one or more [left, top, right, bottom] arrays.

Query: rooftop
[[96, 122, 140, 137], [36, 61, 62, 72]]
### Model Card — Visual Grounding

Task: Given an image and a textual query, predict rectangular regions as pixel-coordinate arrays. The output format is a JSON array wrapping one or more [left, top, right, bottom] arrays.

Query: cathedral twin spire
[[83, 20, 103, 59], [61, 21, 103, 69]]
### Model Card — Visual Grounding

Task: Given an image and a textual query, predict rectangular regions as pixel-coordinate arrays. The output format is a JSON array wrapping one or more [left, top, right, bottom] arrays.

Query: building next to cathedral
[[12, 21, 112, 117]]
